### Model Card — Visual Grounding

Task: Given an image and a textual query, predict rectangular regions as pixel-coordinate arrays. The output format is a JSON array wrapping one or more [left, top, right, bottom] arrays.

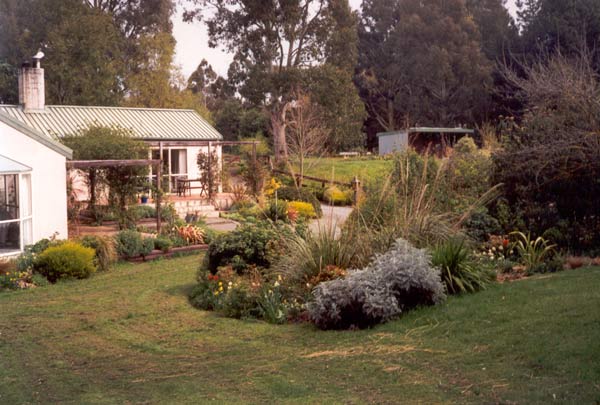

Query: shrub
[[16, 237, 63, 272], [115, 230, 143, 259], [344, 149, 499, 264], [153, 236, 173, 253], [173, 224, 205, 245], [431, 238, 495, 294], [204, 221, 289, 273], [35, 242, 96, 282], [308, 239, 446, 329], [78, 235, 117, 272], [189, 272, 222, 311], [275, 225, 356, 293], [510, 231, 556, 272], [129, 205, 156, 220], [263, 200, 289, 223], [275, 186, 322, 217], [257, 283, 288, 324], [287, 201, 317, 219], [323, 186, 353, 206], [189, 271, 261, 318], [140, 238, 155, 257], [493, 53, 600, 253], [219, 284, 260, 319]]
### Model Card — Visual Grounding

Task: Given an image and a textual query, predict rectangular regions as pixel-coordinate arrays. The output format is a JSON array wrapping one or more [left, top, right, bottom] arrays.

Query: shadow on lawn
[[164, 282, 197, 299]]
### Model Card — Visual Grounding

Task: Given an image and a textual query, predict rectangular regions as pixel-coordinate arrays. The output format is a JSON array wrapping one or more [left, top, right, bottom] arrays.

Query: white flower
[[274, 281, 280, 287]]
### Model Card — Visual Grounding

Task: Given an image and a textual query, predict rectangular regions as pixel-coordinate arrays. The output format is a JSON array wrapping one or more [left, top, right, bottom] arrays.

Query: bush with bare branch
[[494, 51, 600, 252], [285, 92, 330, 189]]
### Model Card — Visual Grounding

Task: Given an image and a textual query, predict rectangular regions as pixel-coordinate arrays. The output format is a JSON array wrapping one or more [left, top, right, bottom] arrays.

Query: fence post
[[352, 176, 361, 206]]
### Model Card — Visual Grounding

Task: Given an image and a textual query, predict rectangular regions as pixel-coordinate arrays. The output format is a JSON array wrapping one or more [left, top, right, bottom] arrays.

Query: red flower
[[502, 238, 509, 248]]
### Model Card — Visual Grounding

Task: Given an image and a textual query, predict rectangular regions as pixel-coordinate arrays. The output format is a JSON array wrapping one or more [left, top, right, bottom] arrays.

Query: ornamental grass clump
[[431, 238, 496, 294], [308, 239, 446, 330], [275, 224, 355, 294]]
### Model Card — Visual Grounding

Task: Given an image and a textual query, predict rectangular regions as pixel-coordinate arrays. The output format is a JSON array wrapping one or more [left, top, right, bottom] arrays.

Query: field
[[0, 255, 599, 403], [300, 157, 393, 184]]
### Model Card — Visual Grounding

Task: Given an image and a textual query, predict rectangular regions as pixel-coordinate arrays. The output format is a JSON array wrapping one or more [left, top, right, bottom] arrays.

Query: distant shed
[[377, 127, 474, 156], [377, 131, 409, 155]]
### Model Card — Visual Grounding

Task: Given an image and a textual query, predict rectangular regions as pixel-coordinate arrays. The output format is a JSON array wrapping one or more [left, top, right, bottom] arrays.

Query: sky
[[173, 0, 519, 79]]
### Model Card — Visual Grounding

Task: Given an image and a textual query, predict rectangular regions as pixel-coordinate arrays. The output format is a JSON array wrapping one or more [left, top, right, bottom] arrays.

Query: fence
[[271, 169, 361, 205]]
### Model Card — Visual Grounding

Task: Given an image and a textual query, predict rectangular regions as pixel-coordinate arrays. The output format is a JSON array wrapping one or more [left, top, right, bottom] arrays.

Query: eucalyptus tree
[[184, 0, 365, 160], [356, 0, 493, 132]]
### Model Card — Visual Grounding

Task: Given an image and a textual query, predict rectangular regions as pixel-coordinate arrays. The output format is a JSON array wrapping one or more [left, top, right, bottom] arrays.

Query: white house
[[0, 56, 225, 256], [0, 58, 223, 195], [0, 111, 72, 257]]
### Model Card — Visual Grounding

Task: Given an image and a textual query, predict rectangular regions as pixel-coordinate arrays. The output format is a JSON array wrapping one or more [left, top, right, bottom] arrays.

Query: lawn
[[300, 157, 393, 184], [1, 255, 599, 403]]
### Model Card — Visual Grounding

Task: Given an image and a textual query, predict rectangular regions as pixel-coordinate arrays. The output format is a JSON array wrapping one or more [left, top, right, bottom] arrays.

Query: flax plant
[[345, 150, 501, 267]]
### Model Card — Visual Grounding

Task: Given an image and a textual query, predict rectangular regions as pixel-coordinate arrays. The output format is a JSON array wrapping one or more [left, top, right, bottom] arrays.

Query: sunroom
[[0, 155, 32, 257]]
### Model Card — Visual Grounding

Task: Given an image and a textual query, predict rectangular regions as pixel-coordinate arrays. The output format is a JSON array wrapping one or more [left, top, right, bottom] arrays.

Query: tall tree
[[356, 0, 493, 132], [0, 0, 124, 105], [184, 0, 365, 160], [466, 0, 520, 118], [466, 0, 518, 61], [517, 0, 600, 70]]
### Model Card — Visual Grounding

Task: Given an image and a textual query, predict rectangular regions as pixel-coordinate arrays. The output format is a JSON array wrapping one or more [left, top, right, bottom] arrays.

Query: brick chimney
[[18, 55, 45, 112]]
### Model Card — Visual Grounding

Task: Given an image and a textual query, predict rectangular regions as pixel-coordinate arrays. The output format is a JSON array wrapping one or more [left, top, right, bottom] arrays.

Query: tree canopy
[[355, 0, 494, 132], [517, 0, 600, 70], [184, 0, 365, 158]]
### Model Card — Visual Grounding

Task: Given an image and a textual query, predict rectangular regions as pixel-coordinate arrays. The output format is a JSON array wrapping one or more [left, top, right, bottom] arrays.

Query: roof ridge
[[46, 105, 197, 112]]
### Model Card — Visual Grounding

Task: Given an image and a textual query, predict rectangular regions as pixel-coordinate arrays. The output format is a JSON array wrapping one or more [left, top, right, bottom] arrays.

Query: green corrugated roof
[[0, 105, 223, 141], [0, 111, 72, 158]]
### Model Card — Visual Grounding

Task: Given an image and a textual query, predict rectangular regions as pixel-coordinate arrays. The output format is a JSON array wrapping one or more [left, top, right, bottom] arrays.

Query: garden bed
[[124, 244, 208, 262]]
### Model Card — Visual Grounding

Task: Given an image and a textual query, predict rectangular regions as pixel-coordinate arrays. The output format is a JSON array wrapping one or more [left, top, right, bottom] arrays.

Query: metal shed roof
[[0, 105, 223, 141], [377, 127, 474, 137], [408, 127, 474, 134]]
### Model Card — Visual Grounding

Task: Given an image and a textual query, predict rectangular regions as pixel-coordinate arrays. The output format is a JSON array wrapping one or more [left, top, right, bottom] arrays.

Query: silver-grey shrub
[[308, 239, 446, 329]]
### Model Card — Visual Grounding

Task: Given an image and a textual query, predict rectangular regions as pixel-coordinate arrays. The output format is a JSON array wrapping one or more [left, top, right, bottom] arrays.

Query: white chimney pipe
[[18, 56, 45, 112]]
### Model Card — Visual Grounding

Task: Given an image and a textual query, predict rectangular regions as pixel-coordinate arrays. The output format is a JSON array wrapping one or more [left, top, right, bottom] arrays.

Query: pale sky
[[173, 0, 519, 79]]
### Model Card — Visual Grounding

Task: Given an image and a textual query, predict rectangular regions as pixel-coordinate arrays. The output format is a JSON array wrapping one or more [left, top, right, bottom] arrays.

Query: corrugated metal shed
[[0, 105, 222, 141]]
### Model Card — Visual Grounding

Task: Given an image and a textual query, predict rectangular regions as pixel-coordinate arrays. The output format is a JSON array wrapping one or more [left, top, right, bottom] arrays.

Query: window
[[150, 148, 188, 192], [0, 173, 32, 255]]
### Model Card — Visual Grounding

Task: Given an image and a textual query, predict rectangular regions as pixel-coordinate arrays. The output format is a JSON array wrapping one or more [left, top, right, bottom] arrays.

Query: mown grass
[[0, 255, 599, 403], [299, 157, 393, 184]]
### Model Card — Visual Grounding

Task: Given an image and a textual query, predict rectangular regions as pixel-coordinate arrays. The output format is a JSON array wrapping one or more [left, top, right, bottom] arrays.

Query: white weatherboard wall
[[0, 120, 69, 241]]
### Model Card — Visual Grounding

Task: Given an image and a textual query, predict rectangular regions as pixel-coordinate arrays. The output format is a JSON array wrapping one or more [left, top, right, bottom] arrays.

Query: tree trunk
[[271, 102, 291, 162]]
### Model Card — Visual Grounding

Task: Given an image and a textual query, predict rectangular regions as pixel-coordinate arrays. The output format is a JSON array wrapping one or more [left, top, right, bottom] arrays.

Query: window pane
[[171, 149, 180, 174], [179, 150, 188, 174], [0, 222, 20, 251], [0, 175, 18, 220]]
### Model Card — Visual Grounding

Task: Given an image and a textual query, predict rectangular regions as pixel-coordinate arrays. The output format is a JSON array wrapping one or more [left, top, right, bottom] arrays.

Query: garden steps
[[170, 199, 220, 219]]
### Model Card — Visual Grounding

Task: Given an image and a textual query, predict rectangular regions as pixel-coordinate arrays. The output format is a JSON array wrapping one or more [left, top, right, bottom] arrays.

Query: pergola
[[66, 159, 163, 232]]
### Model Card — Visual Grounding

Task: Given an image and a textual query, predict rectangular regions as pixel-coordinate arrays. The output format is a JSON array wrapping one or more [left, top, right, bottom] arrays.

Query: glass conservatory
[[0, 155, 32, 256]]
